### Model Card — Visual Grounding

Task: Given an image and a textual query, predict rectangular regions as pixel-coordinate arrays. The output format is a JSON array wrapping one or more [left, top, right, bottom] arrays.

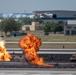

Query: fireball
[[0, 38, 12, 61], [19, 34, 53, 66]]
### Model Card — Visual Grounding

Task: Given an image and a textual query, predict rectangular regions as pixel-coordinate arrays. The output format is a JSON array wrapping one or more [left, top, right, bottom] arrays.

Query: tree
[[32, 18, 43, 24], [43, 21, 64, 34], [43, 22, 53, 32], [0, 18, 21, 36], [53, 25, 63, 34], [21, 17, 32, 25], [53, 21, 64, 34], [21, 17, 43, 25]]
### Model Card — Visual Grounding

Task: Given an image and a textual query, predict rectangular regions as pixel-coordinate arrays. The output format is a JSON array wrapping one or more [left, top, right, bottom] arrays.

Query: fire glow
[[0, 39, 12, 61], [19, 34, 53, 66]]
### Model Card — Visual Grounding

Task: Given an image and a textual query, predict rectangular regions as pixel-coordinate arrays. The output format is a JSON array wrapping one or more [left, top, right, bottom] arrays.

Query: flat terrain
[[1, 31, 76, 49], [4, 32, 76, 42], [5, 42, 76, 49]]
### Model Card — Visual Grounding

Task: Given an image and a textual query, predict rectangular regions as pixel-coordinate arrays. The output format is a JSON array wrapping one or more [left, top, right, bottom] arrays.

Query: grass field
[[6, 42, 76, 49], [4, 34, 76, 42], [1, 31, 76, 49], [1, 30, 76, 42], [1, 32, 75, 49]]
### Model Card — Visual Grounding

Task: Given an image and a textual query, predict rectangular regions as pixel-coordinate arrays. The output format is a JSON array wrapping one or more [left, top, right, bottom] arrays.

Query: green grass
[[4, 34, 76, 42], [38, 35, 76, 42], [2, 33, 76, 49], [4, 36, 22, 42], [1, 30, 76, 42], [1, 31, 76, 49]]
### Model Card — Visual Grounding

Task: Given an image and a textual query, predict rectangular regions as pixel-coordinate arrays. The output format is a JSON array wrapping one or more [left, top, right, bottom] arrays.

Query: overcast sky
[[0, 0, 76, 13]]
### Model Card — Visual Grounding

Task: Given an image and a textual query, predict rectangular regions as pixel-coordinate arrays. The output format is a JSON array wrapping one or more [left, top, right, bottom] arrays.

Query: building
[[33, 10, 76, 23], [64, 20, 76, 35], [22, 22, 43, 31], [33, 10, 76, 35]]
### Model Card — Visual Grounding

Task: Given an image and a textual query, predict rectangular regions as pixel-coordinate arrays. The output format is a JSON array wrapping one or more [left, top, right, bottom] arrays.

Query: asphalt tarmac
[[0, 53, 76, 75], [0, 68, 76, 75], [1, 48, 76, 75]]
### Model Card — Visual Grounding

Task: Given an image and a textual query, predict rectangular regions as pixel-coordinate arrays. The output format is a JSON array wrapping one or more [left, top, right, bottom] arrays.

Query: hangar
[[33, 10, 76, 18], [33, 10, 76, 35], [33, 10, 76, 22]]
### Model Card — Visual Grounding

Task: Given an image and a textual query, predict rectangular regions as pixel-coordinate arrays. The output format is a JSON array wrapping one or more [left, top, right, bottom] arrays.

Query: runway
[[0, 68, 76, 75], [6, 48, 76, 54], [6, 42, 76, 44], [2, 42, 76, 75]]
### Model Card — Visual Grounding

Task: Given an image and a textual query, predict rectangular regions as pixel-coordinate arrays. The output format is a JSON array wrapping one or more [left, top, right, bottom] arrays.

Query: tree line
[[0, 18, 64, 36], [43, 21, 64, 34]]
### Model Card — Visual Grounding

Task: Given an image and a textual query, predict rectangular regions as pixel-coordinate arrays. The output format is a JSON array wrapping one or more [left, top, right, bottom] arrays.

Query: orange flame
[[0, 39, 12, 61], [19, 34, 53, 66]]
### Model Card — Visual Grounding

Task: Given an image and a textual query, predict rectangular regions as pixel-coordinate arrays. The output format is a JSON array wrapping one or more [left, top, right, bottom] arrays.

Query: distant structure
[[64, 20, 76, 35], [33, 10, 76, 23], [22, 22, 43, 31], [0, 10, 76, 35], [33, 10, 76, 35], [0, 13, 34, 19]]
